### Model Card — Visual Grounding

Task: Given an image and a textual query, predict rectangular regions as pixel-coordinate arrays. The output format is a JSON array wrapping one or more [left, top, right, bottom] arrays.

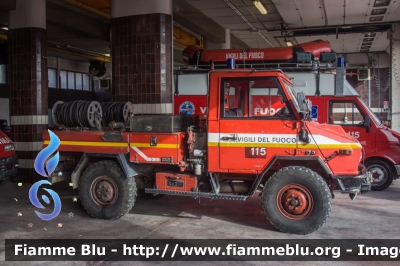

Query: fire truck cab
[[174, 70, 399, 191], [44, 69, 371, 235]]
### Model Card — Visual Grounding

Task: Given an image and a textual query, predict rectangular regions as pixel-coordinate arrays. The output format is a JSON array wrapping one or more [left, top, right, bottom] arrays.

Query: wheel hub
[[369, 167, 385, 183], [276, 184, 314, 220], [90, 176, 118, 207]]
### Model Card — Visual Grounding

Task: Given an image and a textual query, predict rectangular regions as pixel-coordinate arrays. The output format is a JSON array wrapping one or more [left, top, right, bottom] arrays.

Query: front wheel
[[365, 159, 393, 191], [262, 166, 332, 235], [79, 160, 137, 220]]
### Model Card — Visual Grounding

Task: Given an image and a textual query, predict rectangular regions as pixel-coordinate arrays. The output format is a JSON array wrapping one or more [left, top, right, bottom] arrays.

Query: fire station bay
[[1, 0, 400, 262]]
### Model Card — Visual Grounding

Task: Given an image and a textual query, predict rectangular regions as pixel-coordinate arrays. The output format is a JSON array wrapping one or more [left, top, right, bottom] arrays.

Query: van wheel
[[262, 166, 332, 235], [79, 161, 137, 220], [365, 159, 393, 191]]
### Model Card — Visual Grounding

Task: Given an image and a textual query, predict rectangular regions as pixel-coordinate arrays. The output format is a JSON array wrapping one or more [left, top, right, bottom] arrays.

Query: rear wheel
[[365, 159, 393, 191], [262, 166, 331, 234], [79, 160, 137, 219]]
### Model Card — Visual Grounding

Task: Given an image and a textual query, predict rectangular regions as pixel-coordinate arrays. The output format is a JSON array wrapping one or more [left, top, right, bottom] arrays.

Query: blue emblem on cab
[[179, 101, 195, 115]]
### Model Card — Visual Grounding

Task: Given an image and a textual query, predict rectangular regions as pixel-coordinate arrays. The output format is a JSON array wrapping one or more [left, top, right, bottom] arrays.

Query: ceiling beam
[[47, 0, 248, 49], [172, 0, 249, 49], [0, 0, 15, 11], [271, 22, 398, 37], [47, 1, 109, 41]]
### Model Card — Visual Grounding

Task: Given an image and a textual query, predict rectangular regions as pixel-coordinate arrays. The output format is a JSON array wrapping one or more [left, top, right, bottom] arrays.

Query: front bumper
[[334, 171, 372, 195], [394, 165, 400, 176], [0, 154, 18, 180]]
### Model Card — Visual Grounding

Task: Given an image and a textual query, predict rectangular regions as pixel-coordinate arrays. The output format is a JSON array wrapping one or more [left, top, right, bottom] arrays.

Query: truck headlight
[[4, 144, 14, 152]]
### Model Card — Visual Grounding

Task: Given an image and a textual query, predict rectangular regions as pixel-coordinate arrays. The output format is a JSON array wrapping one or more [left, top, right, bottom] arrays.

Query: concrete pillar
[[111, 0, 173, 114], [391, 24, 400, 131], [204, 29, 231, 49], [8, 0, 47, 183]]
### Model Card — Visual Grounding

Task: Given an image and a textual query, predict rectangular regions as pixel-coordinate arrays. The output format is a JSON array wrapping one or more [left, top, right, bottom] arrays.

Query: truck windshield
[[357, 98, 382, 126], [282, 80, 300, 112]]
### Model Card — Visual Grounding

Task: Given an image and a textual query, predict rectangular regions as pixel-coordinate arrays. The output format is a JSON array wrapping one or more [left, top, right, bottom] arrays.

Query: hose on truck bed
[[100, 102, 133, 126], [51, 100, 132, 128], [52, 100, 102, 128]]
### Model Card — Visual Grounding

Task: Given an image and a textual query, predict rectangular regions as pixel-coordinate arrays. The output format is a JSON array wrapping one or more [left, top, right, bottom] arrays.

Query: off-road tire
[[365, 159, 393, 191], [262, 166, 332, 235], [79, 160, 137, 220]]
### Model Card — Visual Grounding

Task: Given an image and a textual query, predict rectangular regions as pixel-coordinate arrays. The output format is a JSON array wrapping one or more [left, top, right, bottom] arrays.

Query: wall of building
[[1, 56, 113, 126], [346, 68, 390, 123], [341, 53, 390, 69]]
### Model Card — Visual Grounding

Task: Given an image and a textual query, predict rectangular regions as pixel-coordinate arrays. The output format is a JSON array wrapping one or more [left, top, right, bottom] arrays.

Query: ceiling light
[[371, 8, 387, 15], [369, 16, 384, 22], [224, 0, 274, 47], [364, 33, 376, 37], [253, 0, 267, 15], [286, 40, 293, 46], [0, 26, 8, 31], [373, 0, 390, 7]]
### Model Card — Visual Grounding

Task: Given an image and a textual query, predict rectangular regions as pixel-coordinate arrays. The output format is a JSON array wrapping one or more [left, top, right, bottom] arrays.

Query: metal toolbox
[[156, 172, 198, 192], [129, 132, 186, 164]]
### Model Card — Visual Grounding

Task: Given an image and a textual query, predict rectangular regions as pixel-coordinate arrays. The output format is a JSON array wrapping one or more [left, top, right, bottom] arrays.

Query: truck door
[[218, 77, 298, 172], [328, 100, 375, 154]]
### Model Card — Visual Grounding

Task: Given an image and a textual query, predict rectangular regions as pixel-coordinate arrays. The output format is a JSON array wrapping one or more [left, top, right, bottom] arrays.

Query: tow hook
[[349, 192, 357, 200]]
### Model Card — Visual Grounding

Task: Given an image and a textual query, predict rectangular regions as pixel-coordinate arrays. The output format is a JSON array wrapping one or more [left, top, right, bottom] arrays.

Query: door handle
[[221, 134, 237, 141], [221, 137, 236, 141]]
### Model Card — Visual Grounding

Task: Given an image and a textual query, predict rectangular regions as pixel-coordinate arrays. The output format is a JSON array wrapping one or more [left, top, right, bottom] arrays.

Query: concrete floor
[[1, 179, 400, 266]]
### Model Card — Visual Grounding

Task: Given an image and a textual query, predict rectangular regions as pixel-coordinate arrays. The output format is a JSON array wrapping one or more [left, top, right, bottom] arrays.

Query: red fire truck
[[176, 40, 399, 191], [173, 71, 400, 191], [0, 130, 18, 187], [44, 69, 371, 235]]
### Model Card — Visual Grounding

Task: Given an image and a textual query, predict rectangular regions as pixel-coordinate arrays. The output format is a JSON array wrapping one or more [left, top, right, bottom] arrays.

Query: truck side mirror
[[299, 129, 310, 143], [363, 116, 371, 133]]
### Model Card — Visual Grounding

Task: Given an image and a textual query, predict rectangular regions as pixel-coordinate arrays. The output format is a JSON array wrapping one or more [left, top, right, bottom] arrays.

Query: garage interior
[[0, 0, 400, 261], [0, 0, 398, 183]]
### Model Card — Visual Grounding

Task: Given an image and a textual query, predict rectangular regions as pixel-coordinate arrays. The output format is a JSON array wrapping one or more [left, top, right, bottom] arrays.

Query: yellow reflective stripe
[[218, 142, 297, 148], [209, 142, 361, 149], [130, 143, 178, 148], [299, 143, 361, 149], [44, 140, 128, 147]]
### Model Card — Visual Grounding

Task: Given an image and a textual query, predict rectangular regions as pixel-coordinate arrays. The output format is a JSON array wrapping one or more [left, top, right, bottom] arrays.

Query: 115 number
[[245, 147, 267, 158], [348, 132, 360, 138]]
